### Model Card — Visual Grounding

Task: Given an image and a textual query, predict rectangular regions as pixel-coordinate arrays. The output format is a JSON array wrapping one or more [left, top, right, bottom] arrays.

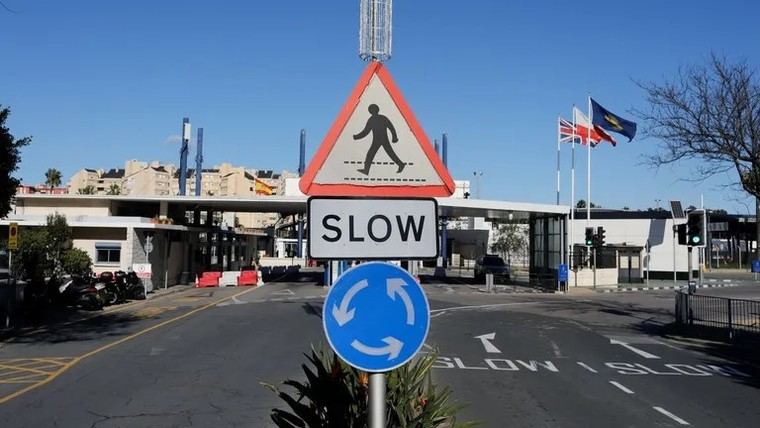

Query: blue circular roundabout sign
[[322, 262, 430, 372]]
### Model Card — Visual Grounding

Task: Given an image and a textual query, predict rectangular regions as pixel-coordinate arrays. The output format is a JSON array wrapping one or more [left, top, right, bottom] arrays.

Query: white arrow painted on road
[[474, 332, 501, 353], [351, 337, 404, 360], [610, 339, 660, 359], [332, 279, 369, 326], [387, 278, 415, 325]]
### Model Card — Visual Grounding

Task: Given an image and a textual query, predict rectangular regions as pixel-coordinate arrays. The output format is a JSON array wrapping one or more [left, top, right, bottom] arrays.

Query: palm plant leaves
[[263, 345, 477, 427]]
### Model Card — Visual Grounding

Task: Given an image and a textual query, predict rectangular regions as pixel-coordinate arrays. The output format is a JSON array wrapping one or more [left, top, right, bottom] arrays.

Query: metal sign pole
[[369, 372, 386, 428], [592, 248, 597, 289], [687, 246, 694, 294], [672, 226, 677, 284]]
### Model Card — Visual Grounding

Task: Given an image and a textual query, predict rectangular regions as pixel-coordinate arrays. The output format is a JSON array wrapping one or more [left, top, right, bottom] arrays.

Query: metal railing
[[675, 291, 760, 340]]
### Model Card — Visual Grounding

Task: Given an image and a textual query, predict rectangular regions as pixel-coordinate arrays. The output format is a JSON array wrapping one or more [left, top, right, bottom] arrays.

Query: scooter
[[115, 270, 146, 300], [56, 275, 104, 310], [96, 271, 125, 305]]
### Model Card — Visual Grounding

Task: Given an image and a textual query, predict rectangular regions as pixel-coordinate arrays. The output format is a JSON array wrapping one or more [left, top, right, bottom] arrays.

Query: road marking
[[610, 339, 660, 359], [0, 286, 260, 404], [474, 332, 501, 353], [273, 289, 295, 296], [430, 302, 539, 317], [550, 340, 563, 358], [609, 381, 634, 394], [576, 362, 597, 373], [653, 407, 690, 425]]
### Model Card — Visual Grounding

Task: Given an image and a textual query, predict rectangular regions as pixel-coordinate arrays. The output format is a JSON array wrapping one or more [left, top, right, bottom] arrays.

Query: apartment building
[[68, 168, 125, 195], [67, 160, 290, 231], [16, 185, 68, 195], [122, 160, 175, 196]]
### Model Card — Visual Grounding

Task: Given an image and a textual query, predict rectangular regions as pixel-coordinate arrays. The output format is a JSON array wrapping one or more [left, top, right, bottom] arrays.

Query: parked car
[[474, 255, 510, 282]]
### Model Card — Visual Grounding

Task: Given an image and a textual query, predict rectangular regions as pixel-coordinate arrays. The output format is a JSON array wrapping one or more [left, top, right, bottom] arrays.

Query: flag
[[590, 98, 637, 141], [558, 118, 579, 144], [255, 178, 274, 195], [573, 107, 617, 147]]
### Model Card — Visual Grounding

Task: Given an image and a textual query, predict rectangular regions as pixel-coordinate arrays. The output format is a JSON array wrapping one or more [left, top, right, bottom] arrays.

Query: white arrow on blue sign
[[323, 262, 430, 372]]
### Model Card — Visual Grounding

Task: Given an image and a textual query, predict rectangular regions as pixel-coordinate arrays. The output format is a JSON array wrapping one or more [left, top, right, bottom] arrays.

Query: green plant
[[78, 185, 95, 195], [263, 345, 476, 428], [12, 214, 74, 280], [45, 168, 62, 190], [60, 248, 92, 276], [13, 228, 52, 282], [0, 106, 31, 217]]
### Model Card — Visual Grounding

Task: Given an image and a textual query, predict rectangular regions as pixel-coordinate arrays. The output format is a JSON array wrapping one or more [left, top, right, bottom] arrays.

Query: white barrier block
[[220, 271, 241, 287]]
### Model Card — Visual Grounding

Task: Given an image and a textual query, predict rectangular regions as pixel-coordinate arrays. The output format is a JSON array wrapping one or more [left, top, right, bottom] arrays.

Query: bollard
[[486, 273, 494, 293]]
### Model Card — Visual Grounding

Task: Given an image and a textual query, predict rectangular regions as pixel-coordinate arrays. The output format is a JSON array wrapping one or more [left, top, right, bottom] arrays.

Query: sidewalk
[[1, 284, 193, 340]]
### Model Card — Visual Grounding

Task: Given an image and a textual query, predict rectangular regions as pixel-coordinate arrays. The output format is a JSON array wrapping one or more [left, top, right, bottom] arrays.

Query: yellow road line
[[25, 358, 73, 367], [0, 379, 46, 384], [0, 364, 52, 376], [0, 286, 259, 404], [1, 373, 47, 383], [13, 360, 63, 370]]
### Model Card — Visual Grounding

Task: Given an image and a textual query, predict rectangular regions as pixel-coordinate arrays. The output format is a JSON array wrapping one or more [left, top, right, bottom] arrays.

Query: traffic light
[[677, 223, 687, 245], [585, 227, 594, 246], [596, 226, 606, 247], [686, 209, 706, 247]]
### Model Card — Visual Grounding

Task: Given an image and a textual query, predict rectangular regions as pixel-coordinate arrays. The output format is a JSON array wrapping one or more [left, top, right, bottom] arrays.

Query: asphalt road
[[0, 280, 758, 427]]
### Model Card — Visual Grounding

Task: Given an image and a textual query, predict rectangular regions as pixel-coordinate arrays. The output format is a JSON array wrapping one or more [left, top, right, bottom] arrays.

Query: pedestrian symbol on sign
[[354, 104, 405, 175]]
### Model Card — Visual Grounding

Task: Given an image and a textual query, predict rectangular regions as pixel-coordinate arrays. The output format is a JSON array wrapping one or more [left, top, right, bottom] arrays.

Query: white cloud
[[163, 134, 181, 144]]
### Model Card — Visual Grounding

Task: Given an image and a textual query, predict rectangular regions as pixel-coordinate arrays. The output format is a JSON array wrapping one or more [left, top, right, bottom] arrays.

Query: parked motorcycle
[[115, 270, 146, 300], [55, 274, 104, 310], [96, 271, 125, 305]]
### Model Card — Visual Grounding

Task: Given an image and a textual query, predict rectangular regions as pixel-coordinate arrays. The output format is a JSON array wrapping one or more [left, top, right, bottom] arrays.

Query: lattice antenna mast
[[359, 0, 392, 62]]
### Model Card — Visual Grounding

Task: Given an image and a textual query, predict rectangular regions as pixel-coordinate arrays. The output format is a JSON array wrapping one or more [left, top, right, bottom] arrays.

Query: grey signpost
[[300, 3, 456, 425]]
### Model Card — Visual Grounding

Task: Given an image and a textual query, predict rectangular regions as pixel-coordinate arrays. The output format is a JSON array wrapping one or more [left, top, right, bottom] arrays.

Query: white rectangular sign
[[132, 263, 152, 279], [308, 197, 438, 260]]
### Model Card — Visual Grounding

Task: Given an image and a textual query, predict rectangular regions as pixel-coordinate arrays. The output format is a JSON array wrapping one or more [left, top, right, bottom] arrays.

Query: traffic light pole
[[592, 247, 597, 289], [673, 226, 677, 284], [687, 246, 694, 294]]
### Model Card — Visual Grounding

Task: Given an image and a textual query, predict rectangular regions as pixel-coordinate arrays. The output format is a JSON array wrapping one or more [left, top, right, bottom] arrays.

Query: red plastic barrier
[[196, 271, 222, 288], [237, 270, 258, 286]]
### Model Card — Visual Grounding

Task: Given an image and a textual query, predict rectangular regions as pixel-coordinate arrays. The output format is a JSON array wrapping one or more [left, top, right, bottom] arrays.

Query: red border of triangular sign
[[299, 62, 455, 197]]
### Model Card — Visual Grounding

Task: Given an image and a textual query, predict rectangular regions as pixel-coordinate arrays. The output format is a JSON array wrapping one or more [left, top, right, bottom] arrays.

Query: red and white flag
[[573, 107, 616, 147]]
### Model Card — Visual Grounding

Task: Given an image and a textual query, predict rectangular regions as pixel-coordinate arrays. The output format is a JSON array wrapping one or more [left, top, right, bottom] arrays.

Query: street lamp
[[473, 171, 483, 199]]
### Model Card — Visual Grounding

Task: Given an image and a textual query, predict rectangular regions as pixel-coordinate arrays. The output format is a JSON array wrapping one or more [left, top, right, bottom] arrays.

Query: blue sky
[[1, 0, 759, 212]]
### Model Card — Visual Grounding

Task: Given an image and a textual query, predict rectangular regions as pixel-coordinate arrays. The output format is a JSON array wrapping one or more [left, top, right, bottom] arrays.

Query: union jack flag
[[559, 117, 581, 144], [558, 112, 617, 147]]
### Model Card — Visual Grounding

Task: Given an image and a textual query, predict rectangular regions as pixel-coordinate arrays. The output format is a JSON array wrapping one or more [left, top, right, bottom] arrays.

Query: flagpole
[[587, 96, 592, 227], [556, 116, 561, 205], [570, 107, 576, 274]]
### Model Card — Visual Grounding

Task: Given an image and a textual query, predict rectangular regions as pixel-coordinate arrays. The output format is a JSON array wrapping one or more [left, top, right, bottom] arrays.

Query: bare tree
[[637, 55, 760, 256], [490, 223, 527, 267]]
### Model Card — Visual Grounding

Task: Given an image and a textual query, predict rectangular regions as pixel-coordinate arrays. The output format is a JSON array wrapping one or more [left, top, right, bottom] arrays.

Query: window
[[96, 244, 121, 264]]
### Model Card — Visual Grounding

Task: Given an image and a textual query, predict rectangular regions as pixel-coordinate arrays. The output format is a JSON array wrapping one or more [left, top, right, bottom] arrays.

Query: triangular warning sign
[[300, 62, 455, 197]]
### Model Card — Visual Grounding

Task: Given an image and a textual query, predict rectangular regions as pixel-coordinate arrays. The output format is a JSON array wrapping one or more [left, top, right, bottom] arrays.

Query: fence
[[675, 291, 760, 340]]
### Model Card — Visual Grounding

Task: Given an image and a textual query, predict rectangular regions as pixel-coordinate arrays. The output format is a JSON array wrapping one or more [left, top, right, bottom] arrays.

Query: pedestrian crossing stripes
[[343, 160, 415, 166], [343, 177, 427, 182], [599, 283, 736, 293]]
